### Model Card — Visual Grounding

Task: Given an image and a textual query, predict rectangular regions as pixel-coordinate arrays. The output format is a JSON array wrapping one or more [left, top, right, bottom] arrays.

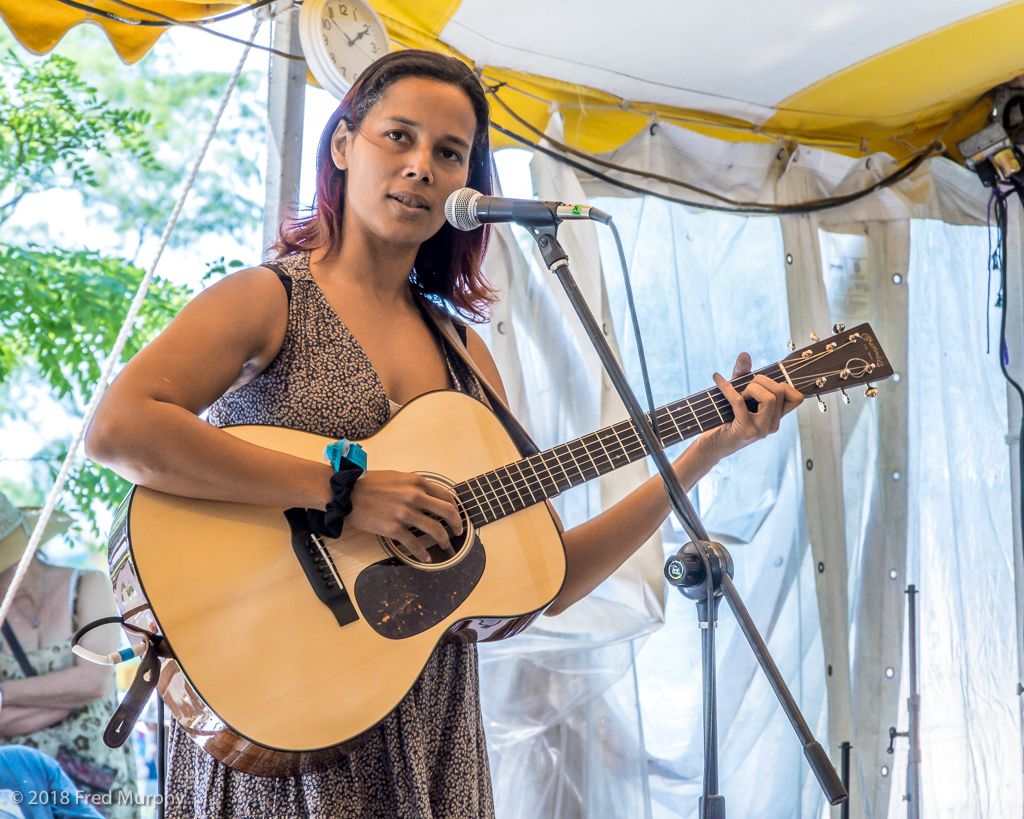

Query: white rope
[[0, 19, 263, 631]]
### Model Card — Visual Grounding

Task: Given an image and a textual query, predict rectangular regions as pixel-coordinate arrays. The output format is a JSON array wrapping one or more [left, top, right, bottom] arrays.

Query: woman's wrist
[[694, 426, 741, 464], [303, 461, 337, 511], [673, 432, 726, 489]]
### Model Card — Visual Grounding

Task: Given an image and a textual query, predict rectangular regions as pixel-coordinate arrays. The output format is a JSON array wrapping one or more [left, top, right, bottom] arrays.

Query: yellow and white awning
[[4, 0, 1023, 158], [0, 1, 237, 63]]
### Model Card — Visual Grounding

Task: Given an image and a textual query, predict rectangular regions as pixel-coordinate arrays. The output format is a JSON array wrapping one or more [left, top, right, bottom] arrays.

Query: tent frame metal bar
[[262, 2, 306, 255]]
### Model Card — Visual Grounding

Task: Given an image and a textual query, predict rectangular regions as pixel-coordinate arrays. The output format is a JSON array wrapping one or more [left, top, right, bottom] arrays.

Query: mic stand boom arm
[[527, 225, 848, 818]]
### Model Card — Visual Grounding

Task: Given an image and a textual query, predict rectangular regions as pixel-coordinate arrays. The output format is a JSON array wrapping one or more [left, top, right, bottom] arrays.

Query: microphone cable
[[991, 184, 1024, 595], [603, 216, 718, 702], [486, 84, 943, 217], [607, 219, 660, 445]]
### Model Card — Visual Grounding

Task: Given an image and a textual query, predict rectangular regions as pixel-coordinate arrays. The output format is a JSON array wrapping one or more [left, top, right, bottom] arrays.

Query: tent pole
[[262, 2, 306, 256]]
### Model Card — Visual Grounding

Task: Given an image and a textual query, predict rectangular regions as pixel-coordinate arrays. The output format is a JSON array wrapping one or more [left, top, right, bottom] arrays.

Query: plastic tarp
[[478, 114, 1022, 818]]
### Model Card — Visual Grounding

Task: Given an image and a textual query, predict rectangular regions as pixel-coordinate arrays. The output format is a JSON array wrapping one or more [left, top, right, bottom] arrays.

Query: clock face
[[299, 0, 392, 100]]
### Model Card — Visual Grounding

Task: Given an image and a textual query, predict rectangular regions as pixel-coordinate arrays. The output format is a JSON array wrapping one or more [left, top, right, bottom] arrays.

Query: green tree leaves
[[0, 33, 264, 545], [54, 29, 265, 260], [0, 48, 156, 227], [0, 244, 188, 399]]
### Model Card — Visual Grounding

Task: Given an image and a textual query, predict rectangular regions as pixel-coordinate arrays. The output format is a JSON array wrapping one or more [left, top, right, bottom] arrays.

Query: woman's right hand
[[345, 471, 464, 562]]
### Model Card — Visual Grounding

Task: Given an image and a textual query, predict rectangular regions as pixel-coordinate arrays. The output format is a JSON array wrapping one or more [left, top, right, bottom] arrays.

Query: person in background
[[0, 745, 103, 819], [0, 493, 139, 819]]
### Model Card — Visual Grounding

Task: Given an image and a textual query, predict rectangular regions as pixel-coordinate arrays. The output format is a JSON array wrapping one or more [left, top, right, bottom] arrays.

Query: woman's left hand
[[700, 352, 803, 460]]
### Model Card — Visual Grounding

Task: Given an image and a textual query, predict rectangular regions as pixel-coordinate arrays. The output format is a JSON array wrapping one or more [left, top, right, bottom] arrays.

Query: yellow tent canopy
[[3, 0, 1022, 159]]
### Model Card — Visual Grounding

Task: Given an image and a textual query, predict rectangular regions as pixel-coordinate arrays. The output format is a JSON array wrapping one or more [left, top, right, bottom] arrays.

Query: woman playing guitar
[[85, 49, 801, 819]]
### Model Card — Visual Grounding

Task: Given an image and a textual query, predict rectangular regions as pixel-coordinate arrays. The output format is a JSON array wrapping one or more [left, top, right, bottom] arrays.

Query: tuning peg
[[832, 322, 846, 334], [864, 384, 879, 398], [816, 396, 827, 412], [840, 388, 850, 404], [810, 332, 820, 342], [787, 340, 796, 352]]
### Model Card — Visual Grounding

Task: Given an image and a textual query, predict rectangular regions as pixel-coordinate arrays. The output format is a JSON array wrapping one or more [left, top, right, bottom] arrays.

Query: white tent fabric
[[442, 0, 1005, 125], [902, 218, 1020, 817], [477, 114, 1022, 818]]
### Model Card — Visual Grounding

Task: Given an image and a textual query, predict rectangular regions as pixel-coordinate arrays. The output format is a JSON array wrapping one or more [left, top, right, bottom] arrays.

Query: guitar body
[[107, 390, 567, 777]]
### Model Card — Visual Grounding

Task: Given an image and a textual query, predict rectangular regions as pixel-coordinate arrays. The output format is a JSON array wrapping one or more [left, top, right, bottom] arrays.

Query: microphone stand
[[526, 224, 848, 818]]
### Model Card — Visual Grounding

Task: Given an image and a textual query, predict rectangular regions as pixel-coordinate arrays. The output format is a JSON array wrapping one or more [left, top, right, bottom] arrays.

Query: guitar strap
[[417, 298, 541, 458], [103, 631, 161, 749]]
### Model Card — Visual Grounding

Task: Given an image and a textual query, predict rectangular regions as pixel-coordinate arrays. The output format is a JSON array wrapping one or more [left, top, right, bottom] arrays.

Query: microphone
[[444, 187, 612, 231]]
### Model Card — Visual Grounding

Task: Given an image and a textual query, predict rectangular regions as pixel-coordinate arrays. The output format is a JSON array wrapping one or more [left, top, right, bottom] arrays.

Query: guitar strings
[[455, 352, 866, 525], [459, 365, 811, 510], [413, 356, 841, 538], [463, 339, 869, 517], [459, 364, 852, 522]]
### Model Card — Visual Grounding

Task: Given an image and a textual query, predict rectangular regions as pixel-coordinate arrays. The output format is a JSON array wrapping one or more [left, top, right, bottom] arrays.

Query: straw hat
[[0, 491, 73, 574]]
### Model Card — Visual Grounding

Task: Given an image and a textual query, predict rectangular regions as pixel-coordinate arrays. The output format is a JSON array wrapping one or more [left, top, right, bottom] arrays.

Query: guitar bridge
[[284, 508, 359, 628]]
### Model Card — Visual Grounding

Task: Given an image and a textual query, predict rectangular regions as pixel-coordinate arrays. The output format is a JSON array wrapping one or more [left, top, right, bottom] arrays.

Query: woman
[[85, 49, 801, 818], [0, 493, 139, 819]]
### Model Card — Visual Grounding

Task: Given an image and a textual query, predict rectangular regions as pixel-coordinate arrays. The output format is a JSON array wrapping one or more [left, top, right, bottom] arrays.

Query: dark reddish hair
[[274, 49, 496, 321]]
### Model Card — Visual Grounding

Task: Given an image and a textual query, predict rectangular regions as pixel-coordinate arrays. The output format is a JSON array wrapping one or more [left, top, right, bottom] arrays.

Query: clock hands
[[333, 22, 369, 47], [349, 24, 371, 45]]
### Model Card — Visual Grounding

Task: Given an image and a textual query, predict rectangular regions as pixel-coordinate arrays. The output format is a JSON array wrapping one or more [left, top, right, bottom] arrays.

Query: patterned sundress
[[0, 568, 140, 819], [166, 251, 495, 819]]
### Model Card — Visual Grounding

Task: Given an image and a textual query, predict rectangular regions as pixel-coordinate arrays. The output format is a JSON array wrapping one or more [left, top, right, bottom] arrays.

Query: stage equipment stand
[[527, 225, 848, 819], [157, 695, 166, 819], [888, 585, 921, 819], [839, 742, 851, 819]]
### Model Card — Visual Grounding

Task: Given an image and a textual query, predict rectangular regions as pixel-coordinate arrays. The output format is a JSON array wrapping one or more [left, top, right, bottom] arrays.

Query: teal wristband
[[325, 439, 367, 473]]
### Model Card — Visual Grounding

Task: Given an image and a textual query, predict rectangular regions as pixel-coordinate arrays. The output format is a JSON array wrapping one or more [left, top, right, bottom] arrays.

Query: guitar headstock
[[781, 323, 893, 409]]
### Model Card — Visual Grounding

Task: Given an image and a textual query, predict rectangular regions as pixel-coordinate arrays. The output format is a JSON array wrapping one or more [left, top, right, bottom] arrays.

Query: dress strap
[[0, 620, 38, 677], [68, 568, 81, 632], [261, 260, 293, 302]]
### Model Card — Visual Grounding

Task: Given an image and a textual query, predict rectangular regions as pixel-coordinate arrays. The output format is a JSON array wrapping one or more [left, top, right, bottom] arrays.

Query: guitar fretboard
[[454, 364, 784, 528]]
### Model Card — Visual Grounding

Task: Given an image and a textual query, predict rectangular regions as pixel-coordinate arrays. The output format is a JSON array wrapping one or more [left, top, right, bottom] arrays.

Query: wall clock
[[298, 0, 392, 100]]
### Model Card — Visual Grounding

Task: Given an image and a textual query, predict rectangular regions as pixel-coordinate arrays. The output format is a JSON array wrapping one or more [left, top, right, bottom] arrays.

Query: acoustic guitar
[[106, 324, 891, 776]]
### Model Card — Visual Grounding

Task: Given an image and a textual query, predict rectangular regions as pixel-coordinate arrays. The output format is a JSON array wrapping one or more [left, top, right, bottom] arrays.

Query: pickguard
[[354, 535, 486, 639]]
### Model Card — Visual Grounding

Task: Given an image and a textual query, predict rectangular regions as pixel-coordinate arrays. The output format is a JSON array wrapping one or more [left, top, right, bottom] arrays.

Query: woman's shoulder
[[462, 325, 508, 405], [70, 568, 119, 642], [185, 263, 292, 331]]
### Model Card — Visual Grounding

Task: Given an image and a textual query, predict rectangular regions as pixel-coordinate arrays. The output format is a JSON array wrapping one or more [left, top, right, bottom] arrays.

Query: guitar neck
[[454, 364, 784, 528]]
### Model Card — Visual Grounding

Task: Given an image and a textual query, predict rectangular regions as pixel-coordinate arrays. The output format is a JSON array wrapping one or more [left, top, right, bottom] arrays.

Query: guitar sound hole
[[378, 473, 475, 572], [394, 516, 470, 565]]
